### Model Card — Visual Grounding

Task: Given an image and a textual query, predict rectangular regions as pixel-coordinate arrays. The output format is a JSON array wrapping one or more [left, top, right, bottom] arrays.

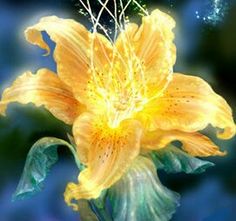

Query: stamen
[[78, 0, 150, 127]]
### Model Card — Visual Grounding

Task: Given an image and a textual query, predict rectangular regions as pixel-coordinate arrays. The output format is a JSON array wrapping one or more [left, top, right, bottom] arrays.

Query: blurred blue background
[[0, 0, 236, 220]]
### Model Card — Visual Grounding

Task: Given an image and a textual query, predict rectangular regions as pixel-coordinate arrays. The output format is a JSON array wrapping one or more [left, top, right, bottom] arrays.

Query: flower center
[[107, 92, 147, 128], [86, 53, 148, 128]]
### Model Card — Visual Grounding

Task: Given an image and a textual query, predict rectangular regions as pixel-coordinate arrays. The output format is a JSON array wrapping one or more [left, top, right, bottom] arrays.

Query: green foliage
[[12, 137, 82, 201], [12, 137, 214, 221], [108, 156, 180, 221], [147, 145, 214, 174]]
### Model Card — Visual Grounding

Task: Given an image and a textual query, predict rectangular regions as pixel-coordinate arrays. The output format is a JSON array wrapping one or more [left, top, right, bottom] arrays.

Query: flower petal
[[25, 16, 113, 104], [140, 73, 236, 139], [142, 129, 225, 157], [0, 69, 83, 124], [64, 113, 142, 208], [115, 9, 176, 97], [108, 156, 180, 221]]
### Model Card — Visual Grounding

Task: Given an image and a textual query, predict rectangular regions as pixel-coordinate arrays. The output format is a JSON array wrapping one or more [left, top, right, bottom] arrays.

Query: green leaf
[[77, 200, 100, 221], [12, 137, 82, 201], [108, 156, 180, 221], [89, 190, 113, 221], [147, 145, 214, 174]]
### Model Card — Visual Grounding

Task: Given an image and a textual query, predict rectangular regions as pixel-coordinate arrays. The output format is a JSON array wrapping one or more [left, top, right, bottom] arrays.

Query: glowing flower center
[[86, 58, 148, 128], [106, 91, 147, 128]]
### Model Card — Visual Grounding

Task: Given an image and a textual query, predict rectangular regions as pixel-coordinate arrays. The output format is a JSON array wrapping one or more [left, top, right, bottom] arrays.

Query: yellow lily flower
[[0, 9, 235, 210]]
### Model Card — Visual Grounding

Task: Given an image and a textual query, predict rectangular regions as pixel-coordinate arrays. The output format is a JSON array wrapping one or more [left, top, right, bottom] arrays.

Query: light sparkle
[[195, 0, 229, 25]]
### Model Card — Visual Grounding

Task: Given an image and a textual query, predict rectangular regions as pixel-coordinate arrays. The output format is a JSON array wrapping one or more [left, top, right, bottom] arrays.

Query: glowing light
[[76, 0, 148, 38], [195, 0, 228, 25], [169, 0, 174, 8], [74, 0, 150, 128], [1, 2, 235, 216]]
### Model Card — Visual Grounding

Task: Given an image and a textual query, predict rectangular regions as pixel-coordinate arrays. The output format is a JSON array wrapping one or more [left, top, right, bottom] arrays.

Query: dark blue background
[[0, 0, 236, 220]]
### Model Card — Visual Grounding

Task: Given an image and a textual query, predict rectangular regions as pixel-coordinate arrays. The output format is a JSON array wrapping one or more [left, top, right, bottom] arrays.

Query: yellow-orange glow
[[0, 1, 235, 211]]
